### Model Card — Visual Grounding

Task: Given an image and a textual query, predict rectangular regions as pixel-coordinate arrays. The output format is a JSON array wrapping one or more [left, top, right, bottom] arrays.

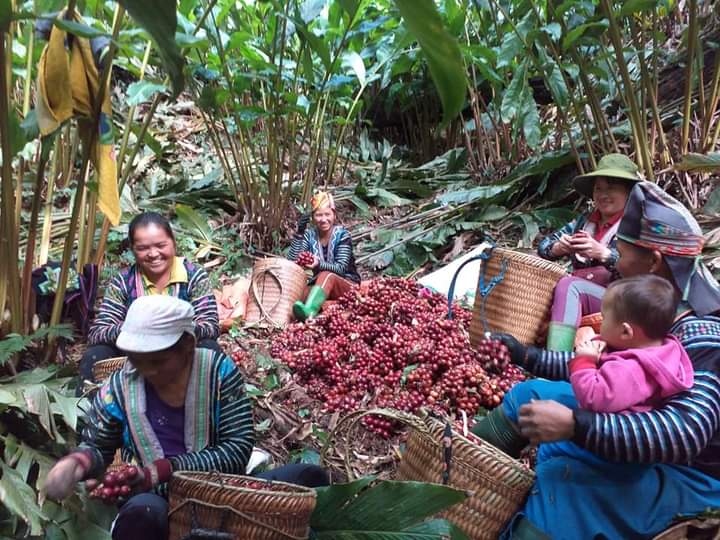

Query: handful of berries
[[88, 465, 139, 505], [296, 251, 315, 268]]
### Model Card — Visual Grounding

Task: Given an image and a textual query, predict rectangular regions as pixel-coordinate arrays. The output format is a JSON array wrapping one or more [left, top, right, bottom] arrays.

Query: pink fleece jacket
[[569, 335, 694, 413]]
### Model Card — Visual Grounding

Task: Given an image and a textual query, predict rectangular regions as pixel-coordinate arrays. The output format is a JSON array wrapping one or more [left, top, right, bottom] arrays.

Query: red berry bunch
[[88, 465, 139, 505], [231, 349, 249, 368], [271, 278, 527, 438], [296, 251, 315, 267]]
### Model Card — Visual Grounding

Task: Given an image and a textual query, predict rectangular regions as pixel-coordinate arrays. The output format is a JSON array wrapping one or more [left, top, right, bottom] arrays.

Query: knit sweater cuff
[[569, 355, 598, 374]]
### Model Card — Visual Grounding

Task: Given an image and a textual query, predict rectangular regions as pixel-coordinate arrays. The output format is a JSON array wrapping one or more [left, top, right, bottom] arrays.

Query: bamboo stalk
[[680, 0, 698, 153], [39, 142, 60, 266]]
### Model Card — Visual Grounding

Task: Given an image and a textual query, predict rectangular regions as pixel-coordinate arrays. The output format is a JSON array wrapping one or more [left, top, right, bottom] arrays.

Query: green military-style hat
[[573, 153, 643, 198]]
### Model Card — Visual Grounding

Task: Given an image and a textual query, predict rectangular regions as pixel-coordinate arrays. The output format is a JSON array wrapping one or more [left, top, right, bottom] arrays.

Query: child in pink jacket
[[569, 274, 694, 414]]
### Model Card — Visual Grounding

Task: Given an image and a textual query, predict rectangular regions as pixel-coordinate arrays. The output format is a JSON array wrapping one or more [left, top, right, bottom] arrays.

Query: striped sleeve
[[317, 230, 354, 276], [288, 231, 312, 262], [525, 349, 572, 381], [537, 218, 580, 260], [78, 375, 126, 477], [187, 264, 220, 340], [573, 314, 720, 466], [169, 359, 255, 474], [87, 273, 129, 345]]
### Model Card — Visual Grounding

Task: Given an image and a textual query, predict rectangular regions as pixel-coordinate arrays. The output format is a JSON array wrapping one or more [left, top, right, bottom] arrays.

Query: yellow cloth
[[141, 257, 188, 295], [36, 10, 121, 225], [311, 191, 335, 212]]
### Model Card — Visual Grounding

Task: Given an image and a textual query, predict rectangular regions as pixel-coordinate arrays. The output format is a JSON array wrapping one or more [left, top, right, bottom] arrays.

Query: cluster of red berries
[[88, 465, 139, 505], [271, 278, 527, 438], [231, 349, 249, 369], [296, 251, 315, 268]]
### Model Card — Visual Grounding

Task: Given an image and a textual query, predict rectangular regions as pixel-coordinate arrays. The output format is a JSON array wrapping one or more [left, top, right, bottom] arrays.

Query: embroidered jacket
[[537, 211, 620, 275], [288, 226, 361, 284], [524, 312, 720, 479], [79, 349, 254, 493], [88, 258, 219, 345]]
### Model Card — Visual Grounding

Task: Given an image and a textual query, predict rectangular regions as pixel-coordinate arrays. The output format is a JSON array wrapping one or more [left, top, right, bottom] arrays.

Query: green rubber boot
[[546, 322, 577, 352], [470, 406, 527, 458], [293, 286, 327, 322]]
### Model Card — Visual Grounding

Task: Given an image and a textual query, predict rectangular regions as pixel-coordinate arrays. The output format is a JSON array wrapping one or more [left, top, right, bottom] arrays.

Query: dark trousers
[[111, 464, 329, 540], [78, 339, 224, 396]]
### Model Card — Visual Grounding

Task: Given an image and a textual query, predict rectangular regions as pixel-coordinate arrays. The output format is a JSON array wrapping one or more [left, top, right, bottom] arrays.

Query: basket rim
[[170, 471, 318, 498]]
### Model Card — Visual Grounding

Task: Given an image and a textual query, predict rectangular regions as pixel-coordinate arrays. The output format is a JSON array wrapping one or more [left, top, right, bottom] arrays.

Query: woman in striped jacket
[[79, 212, 220, 384], [475, 182, 720, 539], [44, 296, 328, 540], [288, 192, 360, 321]]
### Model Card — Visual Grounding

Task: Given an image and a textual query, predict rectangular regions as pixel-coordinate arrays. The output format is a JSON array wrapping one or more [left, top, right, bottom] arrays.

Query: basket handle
[[169, 498, 307, 540], [250, 267, 285, 327], [320, 408, 431, 481], [445, 243, 497, 319]]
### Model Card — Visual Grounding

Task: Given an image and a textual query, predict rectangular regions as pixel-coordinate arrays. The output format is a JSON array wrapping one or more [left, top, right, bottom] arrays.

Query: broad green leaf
[[500, 60, 527, 122], [2, 109, 28, 166], [497, 32, 523, 69], [175, 204, 214, 242], [339, 0, 361, 19], [366, 187, 411, 207], [343, 51, 366, 86], [674, 152, 720, 173], [542, 22, 562, 41], [297, 25, 331, 72], [0, 389, 15, 404], [126, 81, 168, 106], [394, 0, 467, 127], [300, 0, 326, 23], [51, 18, 108, 39], [312, 476, 377, 522], [117, 0, 185, 97], [521, 88, 541, 148], [561, 21, 609, 51], [49, 390, 78, 430], [312, 479, 467, 531], [0, 462, 44, 535], [518, 213, 540, 247], [23, 384, 56, 438], [438, 183, 514, 205], [619, 0, 659, 17], [703, 185, 720, 215]]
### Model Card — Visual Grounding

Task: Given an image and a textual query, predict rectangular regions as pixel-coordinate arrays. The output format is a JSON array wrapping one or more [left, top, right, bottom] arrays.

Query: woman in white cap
[[43, 295, 328, 539]]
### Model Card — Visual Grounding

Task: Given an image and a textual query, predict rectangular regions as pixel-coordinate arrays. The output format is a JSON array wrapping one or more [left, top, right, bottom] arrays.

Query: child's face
[[599, 297, 626, 349]]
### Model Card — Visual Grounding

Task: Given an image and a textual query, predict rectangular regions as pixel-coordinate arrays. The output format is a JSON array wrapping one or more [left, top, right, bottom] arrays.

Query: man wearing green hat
[[537, 153, 641, 351]]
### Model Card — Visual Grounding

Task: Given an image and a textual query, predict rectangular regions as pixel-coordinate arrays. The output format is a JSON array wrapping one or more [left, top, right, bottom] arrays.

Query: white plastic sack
[[418, 242, 493, 303]]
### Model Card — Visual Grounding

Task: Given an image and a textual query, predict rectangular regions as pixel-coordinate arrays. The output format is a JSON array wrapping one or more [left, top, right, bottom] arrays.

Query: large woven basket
[[245, 257, 308, 326], [469, 248, 567, 346], [168, 472, 317, 540], [396, 415, 535, 539]]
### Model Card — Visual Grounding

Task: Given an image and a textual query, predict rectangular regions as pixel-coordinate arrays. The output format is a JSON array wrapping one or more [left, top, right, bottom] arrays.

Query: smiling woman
[[78, 212, 221, 386]]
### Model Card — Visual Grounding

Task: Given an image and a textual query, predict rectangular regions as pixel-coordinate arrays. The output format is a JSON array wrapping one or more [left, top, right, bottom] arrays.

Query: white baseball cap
[[116, 295, 196, 353]]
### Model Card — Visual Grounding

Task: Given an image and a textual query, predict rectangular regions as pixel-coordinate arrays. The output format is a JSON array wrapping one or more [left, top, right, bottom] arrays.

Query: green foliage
[[311, 477, 468, 539], [0, 325, 74, 366]]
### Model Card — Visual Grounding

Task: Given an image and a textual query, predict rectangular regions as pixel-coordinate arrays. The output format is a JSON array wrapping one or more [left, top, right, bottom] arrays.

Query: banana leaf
[[310, 478, 467, 537]]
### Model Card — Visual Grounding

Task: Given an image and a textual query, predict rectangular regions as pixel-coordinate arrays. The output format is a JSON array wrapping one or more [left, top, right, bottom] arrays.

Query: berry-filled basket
[[469, 247, 567, 346], [396, 413, 535, 540], [168, 471, 317, 540]]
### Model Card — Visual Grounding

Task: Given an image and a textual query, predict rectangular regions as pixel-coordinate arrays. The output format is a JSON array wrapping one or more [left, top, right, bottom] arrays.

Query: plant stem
[[680, 0, 698, 153]]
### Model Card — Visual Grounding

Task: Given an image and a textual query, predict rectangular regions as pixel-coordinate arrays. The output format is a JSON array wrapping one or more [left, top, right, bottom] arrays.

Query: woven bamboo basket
[[469, 248, 567, 346], [91, 356, 127, 383], [245, 258, 308, 326], [396, 415, 535, 540], [168, 472, 317, 540]]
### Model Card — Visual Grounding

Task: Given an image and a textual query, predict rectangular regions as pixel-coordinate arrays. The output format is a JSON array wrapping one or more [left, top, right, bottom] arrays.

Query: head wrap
[[573, 153, 642, 198], [116, 295, 196, 353], [310, 192, 335, 212], [618, 181, 720, 315]]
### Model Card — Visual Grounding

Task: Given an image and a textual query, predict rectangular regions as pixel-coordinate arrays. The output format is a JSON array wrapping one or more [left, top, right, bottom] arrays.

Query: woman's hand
[[551, 234, 573, 257], [518, 400, 575, 444], [570, 232, 610, 262], [44, 456, 87, 500], [310, 255, 320, 270]]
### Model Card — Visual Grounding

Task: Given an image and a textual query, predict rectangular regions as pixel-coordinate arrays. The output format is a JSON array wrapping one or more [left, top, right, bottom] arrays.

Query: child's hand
[[575, 339, 606, 360]]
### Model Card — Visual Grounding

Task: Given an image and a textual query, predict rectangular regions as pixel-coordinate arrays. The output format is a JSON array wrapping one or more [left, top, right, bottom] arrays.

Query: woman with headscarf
[[79, 212, 221, 385], [537, 153, 640, 351], [288, 191, 360, 321], [44, 295, 328, 540], [472, 181, 720, 539]]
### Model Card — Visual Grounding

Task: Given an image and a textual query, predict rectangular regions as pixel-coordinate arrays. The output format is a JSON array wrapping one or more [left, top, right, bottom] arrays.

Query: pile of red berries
[[296, 251, 315, 267], [272, 278, 527, 438]]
